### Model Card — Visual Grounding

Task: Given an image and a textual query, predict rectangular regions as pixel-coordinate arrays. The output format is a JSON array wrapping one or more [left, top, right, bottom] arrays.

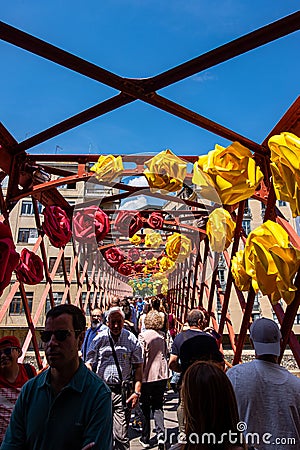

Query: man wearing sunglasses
[[0, 336, 36, 445], [1, 304, 112, 450]]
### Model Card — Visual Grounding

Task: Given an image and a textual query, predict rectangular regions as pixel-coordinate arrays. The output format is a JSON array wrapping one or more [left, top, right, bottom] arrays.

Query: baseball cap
[[250, 317, 282, 356], [0, 335, 21, 348]]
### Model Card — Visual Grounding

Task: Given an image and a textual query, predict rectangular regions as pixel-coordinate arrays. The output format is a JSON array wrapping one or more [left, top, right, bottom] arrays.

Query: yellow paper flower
[[145, 232, 163, 249], [231, 250, 251, 291], [240, 220, 300, 305], [142, 266, 149, 275], [153, 272, 165, 280], [90, 155, 124, 182], [145, 257, 157, 269], [144, 149, 187, 192], [165, 232, 192, 263], [193, 142, 264, 205], [161, 285, 168, 295], [129, 234, 142, 246], [207, 208, 236, 252], [159, 256, 176, 273], [192, 163, 221, 203], [134, 258, 143, 265], [268, 132, 300, 217]]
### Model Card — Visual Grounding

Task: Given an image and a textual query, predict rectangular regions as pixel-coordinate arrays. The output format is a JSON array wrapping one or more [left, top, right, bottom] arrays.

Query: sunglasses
[[0, 347, 18, 356], [40, 329, 81, 343]]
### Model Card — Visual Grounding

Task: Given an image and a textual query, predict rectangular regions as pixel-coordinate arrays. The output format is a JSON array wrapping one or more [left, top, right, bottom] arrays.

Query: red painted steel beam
[[218, 200, 245, 335], [144, 93, 264, 154]]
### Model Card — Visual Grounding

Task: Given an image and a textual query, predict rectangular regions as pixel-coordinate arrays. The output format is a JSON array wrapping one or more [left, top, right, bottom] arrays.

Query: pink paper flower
[[128, 248, 140, 262], [43, 206, 72, 248], [0, 222, 20, 296], [114, 210, 143, 238], [73, 205, 110, 244], [15, 248, 44, 285], [147, 211, 164, 230], [117, 263, 133, 276], [104, 247, 125, 268]]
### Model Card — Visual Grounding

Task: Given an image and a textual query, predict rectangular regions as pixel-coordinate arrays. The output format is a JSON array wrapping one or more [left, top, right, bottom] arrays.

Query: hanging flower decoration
[[206, 208, 236, 252], [147, 211, 164, 230], [128, 248, 140, 262], [73, 206, 110, 244], [144, 149, 187, 192], [231, 250, 251, 291], [90, 154, 124, 182], [268, 132, 300, 217], [191, 164, 220, 203], [0, 222, 20, 296], [15, 248, 44, 285], [133, 263, 144, 273], [145, 251, 154, 260], [165, 232, 192, 263], [159, 256, 176, 274], [103, 247, 125, 268], [129, 234, 142, 246], [42, 206, 72, 248], [117, 263, 133, 277], [114, 210, 143, 238], [231, 220, 300, 305], [133, 264, 144, 273], [145, 257, 157, 269], [145, 232, 163, 249], [193, 142, 264, 205]]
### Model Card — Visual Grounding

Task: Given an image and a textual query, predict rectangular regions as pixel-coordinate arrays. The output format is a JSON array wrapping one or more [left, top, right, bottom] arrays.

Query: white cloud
[[121, 195, 148, 210], [193, 71, 217, 83], [127, 176, 149, 187]]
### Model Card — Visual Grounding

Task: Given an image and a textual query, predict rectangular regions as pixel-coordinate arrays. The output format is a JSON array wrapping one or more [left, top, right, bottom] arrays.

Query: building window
[[58, 181, 76, 189], [21, 200, 43, 215], [242, 220, 251, 236], [17, 228, 38, 243], [278, 200, 286, 207], [49, 257, 71, 275], [9, 292, 33, 315], [45, 292, 63, 313], [253, 294, 261, 312]]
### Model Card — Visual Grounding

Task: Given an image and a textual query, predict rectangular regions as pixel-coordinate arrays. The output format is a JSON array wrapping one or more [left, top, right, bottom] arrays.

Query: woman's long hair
[[181, 361, 246, 450]]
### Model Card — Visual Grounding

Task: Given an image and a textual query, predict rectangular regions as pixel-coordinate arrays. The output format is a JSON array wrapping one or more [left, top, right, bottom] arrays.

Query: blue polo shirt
[[1, 360, 112, 450]]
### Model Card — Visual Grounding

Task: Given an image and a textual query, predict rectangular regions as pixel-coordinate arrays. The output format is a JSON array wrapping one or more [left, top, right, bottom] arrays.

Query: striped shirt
[[86, 328, 143, 385]]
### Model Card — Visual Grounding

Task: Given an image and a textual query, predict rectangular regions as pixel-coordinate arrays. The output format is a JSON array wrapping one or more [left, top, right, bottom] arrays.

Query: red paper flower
[[73, 205, 110, 244], [133, 263, 144, 273], [117, 263, 133, 276], [0, 222, 20, 296], [128, 248, 140, 262], [114, 210, 143, 238], [42, 206, 72, 248], [104, 247, 124, 268], [15, 248, 44, 285], [145, 251, 154, 260], [147, 211, 164, 230]]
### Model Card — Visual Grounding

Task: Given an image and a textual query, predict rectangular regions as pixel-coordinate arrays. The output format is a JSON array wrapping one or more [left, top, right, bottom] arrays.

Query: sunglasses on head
[[40, 329, 81, 343], [0, 347, 18, 356]]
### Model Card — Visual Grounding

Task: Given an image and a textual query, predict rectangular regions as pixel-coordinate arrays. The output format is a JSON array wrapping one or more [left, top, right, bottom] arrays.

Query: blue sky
[[1, 1, 299, 157]]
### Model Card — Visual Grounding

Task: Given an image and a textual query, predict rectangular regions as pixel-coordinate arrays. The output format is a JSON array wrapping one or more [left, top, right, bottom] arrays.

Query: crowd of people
[[0, 297, 299, 450]]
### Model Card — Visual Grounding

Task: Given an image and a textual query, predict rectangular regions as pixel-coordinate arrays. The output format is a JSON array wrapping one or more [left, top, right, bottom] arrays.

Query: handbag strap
[[108, 335, 123, 383]]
